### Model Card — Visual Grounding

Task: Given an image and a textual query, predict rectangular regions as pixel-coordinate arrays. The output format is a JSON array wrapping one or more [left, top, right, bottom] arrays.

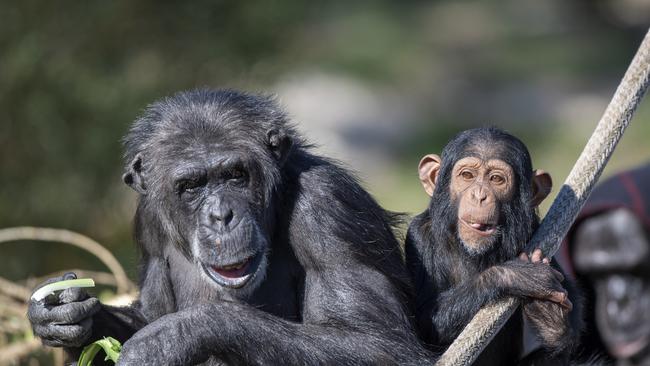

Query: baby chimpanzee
[[406, 127, 581, 365]]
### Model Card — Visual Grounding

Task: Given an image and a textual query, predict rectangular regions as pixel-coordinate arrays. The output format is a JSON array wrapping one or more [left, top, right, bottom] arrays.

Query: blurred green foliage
[[1, 0, 650, 283]]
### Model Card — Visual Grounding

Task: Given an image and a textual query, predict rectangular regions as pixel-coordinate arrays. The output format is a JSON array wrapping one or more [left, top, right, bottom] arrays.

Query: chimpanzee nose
[[471, 186, 489, 205], [210, 206, 234, 227]]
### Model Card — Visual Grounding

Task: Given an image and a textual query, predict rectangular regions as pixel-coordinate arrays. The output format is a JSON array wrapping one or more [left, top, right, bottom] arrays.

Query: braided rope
[[436, 28, 650, 366]]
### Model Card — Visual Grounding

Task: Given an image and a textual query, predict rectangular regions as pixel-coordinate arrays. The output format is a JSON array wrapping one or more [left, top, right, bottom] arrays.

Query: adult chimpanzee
[[564, 163, 650, 365], [405, 127, 581, 365], [28, 89, 434, 365]]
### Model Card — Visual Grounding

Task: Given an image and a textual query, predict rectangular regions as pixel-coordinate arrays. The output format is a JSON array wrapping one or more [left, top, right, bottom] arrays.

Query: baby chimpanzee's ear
[[418, 154, 442, 197], [122, 153, 147, 195], [531, 169, 552, 207]]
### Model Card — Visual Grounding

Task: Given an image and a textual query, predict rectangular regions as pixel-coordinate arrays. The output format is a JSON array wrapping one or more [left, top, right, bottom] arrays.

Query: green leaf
[[78, 337, 122, 365]]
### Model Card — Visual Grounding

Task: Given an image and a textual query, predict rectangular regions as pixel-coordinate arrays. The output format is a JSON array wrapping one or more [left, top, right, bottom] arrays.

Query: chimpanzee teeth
[[220, 261, 247, 271]]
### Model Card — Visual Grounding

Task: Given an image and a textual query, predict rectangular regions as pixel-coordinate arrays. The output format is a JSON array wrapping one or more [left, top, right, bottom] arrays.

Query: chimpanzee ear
[[531, 169, 552, 207], [267, 128, 293, 165], [418, 154, 442, 197], [122, 153, 147, 195]]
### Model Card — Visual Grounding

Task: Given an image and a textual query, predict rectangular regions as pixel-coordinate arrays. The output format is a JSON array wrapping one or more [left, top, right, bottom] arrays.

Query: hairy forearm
[[431, 272, 501, 344], [93, 304, 148, 341], [118, 301, 432, 366]]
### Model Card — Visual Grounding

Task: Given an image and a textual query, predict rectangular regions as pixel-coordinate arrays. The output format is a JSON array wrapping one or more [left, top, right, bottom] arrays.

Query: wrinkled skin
[[28, 89, 434, 365]]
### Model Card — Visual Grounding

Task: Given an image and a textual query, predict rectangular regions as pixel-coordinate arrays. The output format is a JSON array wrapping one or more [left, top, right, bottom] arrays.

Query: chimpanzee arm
[[117, 161, 433, 365], [406, 228, 571, 347], [404, 223, 502, 345], [434, 261, 570, 345], [427, 268, 504, 344], [118, 271, 429, 365]]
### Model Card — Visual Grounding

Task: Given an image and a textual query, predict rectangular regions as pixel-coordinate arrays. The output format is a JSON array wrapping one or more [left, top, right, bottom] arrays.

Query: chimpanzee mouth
[[609, 336, 650, 358], [202, 251, 263, 289], [460, 218, 497, 236]]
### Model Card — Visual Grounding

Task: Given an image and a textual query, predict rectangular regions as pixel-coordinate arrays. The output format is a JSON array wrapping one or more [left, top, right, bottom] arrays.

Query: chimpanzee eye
[[461, 171, 474, 180], [490, 174, 505, 184], [231, 169, 244, 179], [177, 174, 207, 195], [223, 167, 248, 183]]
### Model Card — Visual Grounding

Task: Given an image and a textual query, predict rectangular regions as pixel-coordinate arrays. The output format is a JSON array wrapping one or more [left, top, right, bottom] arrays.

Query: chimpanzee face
[[123, 118, 291, 296], [448, 157, 515, 253], [594, 274, 650, 359], [574, 209, 650, 360], [419, 150, 552, 255], [171, 148, 270, 292], [417, 128, 552, 258]]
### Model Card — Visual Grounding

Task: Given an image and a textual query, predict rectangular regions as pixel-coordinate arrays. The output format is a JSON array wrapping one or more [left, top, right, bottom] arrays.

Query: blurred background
[[2, 0, 650, 364]]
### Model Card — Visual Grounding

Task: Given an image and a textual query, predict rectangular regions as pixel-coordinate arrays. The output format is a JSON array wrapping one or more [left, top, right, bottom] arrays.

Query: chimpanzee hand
[[519, 249, 573, 350], [490, 249, 572, 309], [28, 272, 101, 348]]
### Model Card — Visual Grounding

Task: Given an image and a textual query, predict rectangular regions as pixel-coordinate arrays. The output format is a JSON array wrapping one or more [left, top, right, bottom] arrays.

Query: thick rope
[[436, 28, 650, 366]]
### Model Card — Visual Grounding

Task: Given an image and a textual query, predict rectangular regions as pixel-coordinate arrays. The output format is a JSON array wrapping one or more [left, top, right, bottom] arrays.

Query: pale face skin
[[450, 157, 515, 251]]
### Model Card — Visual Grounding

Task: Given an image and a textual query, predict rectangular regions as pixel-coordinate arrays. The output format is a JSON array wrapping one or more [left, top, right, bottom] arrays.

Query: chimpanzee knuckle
[[41, 335, 73, 348], [27, 301, 49, 323], [533, 264, 557, 282], [51, 297, 100, 324], [512, 263, 540, 284], [551, 268, 565, 282], [59, 287, 89, 303], [32, 323, 52, 340], [61, 325, 91, 347], [536, 275, 559, 291], [36, 322, 91, 347], [67, 321, 93, 346]]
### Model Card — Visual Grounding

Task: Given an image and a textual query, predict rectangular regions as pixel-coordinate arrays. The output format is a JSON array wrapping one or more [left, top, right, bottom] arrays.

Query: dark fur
[[28, 89, 434, 365], [406, 127, 581, 365]]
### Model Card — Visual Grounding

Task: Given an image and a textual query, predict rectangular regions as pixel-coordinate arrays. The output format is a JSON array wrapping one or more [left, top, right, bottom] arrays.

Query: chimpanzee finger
[[546, 290, 569, 308], [518, 252, 529, 261], [550, 267, 565, 282], [59, 286, 89, 304], [62, 272, 77, 281], [37, 317, 92, 348], [29, 297, 99, 324], [531, 248, 543, 263], [547, 291, 573, 310], [542, 257, 550, 265]]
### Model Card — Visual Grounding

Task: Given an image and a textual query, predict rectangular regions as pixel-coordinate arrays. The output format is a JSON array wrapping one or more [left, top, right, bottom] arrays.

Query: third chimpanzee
[[28, 89, 434, 365], [406, 127, 581, 365], [564, 163, 650, 365]]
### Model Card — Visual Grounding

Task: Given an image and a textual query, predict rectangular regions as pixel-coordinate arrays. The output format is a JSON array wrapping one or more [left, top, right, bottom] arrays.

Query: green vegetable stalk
[[78, 337, 122, 365], [31, 278, 95, 301]]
